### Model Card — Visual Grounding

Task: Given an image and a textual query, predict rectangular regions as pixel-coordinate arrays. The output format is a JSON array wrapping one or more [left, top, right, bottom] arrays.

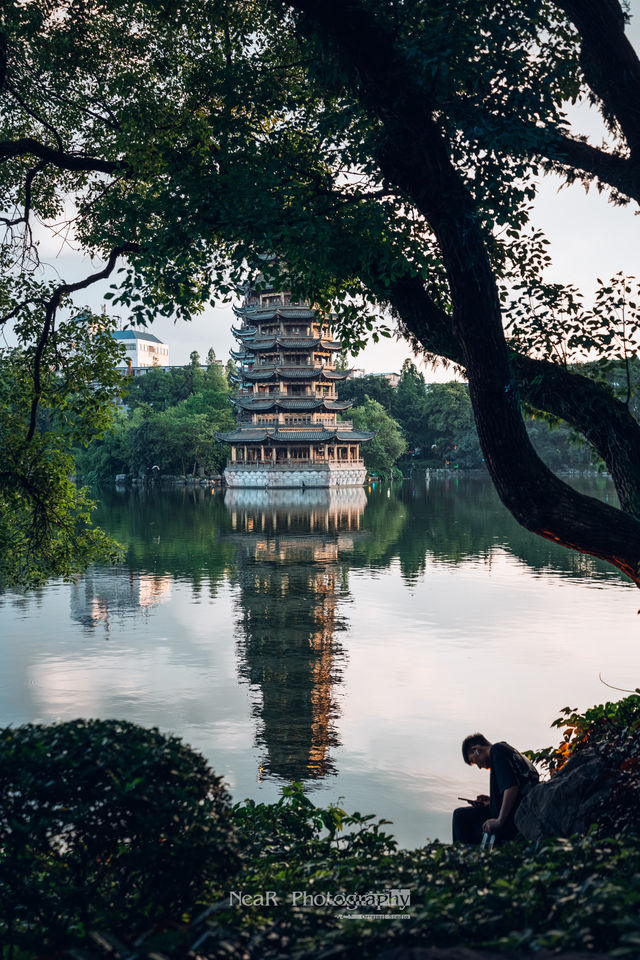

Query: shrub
[[527, 690, 640, 836], [0, 718, 239, 952]]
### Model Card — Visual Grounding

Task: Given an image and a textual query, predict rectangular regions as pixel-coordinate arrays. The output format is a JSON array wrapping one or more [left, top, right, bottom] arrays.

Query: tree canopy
[[350, 397, 406, 475], [75, 357, 235, 482], [3, 0, 640, 583]]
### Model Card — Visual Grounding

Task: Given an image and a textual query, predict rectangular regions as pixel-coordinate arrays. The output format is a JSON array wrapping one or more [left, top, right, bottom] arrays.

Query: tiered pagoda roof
[[232, 336, 341, 352], [217, 426, 374, 443], [218, 289, 373, 477], [241, 366, 349, 382], [232, 304, 316, 320], [232, 397, 353, 412]]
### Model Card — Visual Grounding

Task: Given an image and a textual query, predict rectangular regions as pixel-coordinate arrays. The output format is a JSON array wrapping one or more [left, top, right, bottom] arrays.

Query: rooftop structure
[[112, 330, 169, 369], [370, 371, 400, 388], [217, 287, 373, 488]]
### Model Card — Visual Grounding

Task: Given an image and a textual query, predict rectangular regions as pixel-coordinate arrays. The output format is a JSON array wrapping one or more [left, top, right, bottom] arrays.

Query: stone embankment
[[115, 473, 224, 487]]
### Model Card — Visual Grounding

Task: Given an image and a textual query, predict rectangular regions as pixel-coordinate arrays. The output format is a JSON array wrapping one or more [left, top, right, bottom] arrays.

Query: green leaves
[[0, 718, 240, 953], [225, 785, 640, 959], [505, 272, 640, 382], [76, 359, 235, 481], [527, 690, 640, 837], [0, 303, 126, 588], [350, 397, 407, 474], [2, 697, 640, 956]]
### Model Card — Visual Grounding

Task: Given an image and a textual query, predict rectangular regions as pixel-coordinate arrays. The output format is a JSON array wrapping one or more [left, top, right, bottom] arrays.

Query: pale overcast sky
[[4, 5, 640, 379]]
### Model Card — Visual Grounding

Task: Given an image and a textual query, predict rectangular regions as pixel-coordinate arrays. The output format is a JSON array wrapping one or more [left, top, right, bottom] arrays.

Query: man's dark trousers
[[452, 805, 485, 844]]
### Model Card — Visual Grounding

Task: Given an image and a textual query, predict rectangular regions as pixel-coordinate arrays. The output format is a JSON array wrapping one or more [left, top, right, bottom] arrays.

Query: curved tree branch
[[26, 242, 140, 445], [554, 0, 640, 157], [0, 160, 46, 232], [0, 138, 124, 175], [383, 267, 640, 519], [466, 109, 640, 204], [288, 0, 640, 582], [5, 81, 64, 153]]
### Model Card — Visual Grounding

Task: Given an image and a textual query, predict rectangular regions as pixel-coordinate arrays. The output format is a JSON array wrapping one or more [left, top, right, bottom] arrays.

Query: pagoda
[[218, 285, 373, 488]]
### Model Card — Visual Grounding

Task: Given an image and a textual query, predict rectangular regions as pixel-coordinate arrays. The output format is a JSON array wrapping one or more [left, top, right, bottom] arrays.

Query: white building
[[112, 330, 169, 371], [371, 371, 400, 388]]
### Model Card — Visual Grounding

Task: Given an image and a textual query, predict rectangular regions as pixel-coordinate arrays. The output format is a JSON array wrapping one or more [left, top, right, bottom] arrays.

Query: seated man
[[452, 733, 539, 844]]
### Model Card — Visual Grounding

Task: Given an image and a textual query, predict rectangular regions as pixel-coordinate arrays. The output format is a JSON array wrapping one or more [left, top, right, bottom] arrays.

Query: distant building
[[112, 330, 169, 371], [370, 371, 400, 388], [348, 368, 366, 379]]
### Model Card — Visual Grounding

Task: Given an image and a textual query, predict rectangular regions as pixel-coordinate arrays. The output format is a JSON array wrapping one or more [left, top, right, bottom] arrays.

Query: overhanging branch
[[26, 242, 140, 445], [0, 138, 124, 175], [553, 0, 640, 156]]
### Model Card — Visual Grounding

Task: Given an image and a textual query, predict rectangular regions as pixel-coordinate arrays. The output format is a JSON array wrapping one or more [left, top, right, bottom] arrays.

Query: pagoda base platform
[[224, 462, 367, 488]]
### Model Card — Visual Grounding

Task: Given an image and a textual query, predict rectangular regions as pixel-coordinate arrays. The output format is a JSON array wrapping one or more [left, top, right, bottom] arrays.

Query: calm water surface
[[1, 476, 638, 847]]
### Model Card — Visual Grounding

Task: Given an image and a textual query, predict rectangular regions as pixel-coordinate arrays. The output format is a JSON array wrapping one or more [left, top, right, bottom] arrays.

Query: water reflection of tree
[[226, 488, 366, 782], [94, 486, 235, 595], [356, 476, 626, 583]]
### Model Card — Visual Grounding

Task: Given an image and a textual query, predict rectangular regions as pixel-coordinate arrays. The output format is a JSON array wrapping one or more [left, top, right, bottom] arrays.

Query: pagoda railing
[[229, 459, 365, 468], [235, 390, 339, 400], [318, 417, 352, 428], [249, 418, 353, 429]]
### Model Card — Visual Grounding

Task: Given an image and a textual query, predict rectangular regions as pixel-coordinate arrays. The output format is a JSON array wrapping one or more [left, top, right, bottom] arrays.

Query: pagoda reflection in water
[[226, 487, 367, 782]]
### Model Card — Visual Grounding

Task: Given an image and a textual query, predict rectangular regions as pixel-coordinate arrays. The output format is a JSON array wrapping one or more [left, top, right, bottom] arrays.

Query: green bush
[[3, 696, 640, 959], [62, 790, 640, 959], [527, 690, 640, 837], [214, 789, 640, 960], [0, 719, 239, 952]]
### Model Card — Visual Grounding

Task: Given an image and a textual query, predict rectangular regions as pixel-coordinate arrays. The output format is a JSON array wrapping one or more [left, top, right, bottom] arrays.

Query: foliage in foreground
[[217, 695, 640, 958], [0, 719, 239, 954], [2, 693, 640, 959], [219, 799, 640, 959], [527, 691, 640, 838], [47, 789, 640, 960]]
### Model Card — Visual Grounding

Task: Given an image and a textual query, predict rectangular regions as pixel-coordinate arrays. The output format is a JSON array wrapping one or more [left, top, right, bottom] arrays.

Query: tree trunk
[[422, 186, 640, 584], [512, 354, 640, 518], [385, 271, 640, 519], [289, 0, 640, 583]]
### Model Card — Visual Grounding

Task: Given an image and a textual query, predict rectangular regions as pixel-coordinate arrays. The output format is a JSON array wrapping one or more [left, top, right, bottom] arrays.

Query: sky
[[3, 6, 640, 379]]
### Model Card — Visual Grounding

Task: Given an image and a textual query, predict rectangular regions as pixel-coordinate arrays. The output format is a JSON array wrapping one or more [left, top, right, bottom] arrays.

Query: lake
[[1, 475, 638, 848]]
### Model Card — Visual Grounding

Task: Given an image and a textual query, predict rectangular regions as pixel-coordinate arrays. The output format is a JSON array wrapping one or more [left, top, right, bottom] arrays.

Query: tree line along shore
[[76, 354, 630, 485]]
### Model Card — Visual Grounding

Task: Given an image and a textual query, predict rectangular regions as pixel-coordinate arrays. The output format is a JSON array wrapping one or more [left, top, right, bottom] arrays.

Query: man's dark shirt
[[489, 741, 539, 836]]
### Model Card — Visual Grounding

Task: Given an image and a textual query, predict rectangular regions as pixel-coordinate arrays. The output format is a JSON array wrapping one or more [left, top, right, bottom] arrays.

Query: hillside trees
[[337, 374, 396, 411], [3, 0, 640, 581], [76, 363, 235, 481], [350, 398, 406, 475], [392, 360, 431, 452]]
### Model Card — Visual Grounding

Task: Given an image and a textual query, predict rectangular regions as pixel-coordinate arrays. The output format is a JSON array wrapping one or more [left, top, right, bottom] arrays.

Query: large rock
[[515, 748, 613, 841]]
